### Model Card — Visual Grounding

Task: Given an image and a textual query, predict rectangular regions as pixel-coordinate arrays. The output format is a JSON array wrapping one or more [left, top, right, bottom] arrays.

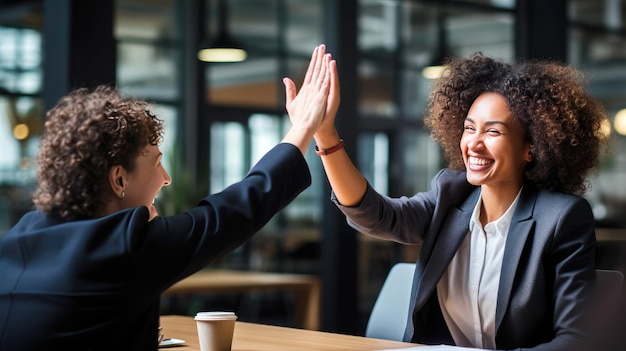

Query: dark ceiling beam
[[516, 0, 567, 61], [43, 0, 116, 111]]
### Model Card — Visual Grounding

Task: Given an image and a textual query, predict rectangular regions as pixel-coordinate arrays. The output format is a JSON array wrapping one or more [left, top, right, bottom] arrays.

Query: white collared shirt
[[437, 187, 522, 349]]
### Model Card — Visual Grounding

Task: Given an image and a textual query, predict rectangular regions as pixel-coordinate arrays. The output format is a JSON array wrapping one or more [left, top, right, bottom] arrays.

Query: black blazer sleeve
[[0, 142, 311, 351], [128, 142, 312, 292]]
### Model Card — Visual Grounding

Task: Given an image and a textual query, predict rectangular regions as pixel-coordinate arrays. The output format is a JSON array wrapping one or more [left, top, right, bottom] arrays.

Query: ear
[[524, 146, 533, 163], [108, 165, 127, 198]]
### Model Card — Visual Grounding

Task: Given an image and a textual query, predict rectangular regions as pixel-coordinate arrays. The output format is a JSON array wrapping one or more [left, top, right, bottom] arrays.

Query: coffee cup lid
[[194, 311, 238, 321]]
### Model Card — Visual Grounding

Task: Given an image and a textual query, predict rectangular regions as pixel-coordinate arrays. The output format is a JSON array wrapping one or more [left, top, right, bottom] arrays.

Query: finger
[[302, 45, 321, 86], [283, 77, 297, 109], [327, 59, 340, 116], [319, 54, 331, 93], [308, 44, 326, 86], [330, 59, 339, 92], [314, 54, 330, 91]]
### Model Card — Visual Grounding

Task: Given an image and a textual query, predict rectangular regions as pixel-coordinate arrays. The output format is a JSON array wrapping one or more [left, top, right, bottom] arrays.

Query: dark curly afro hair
[[33, 85, 164, 219], [425, 53, 609, 195]]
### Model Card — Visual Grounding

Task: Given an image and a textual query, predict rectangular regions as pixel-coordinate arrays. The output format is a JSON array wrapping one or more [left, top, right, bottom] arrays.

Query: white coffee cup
[[194, 311, 238, 351]]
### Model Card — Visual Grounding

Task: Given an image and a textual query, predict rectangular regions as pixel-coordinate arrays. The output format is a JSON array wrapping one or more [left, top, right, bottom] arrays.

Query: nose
[[161, 166, 172, 186], [465, 132, 485, 150]]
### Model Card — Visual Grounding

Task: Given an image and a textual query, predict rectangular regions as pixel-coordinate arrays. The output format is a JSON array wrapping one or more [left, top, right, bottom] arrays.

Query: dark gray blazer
[[335, 169, 596, 351], [0, 143, 311, 351]]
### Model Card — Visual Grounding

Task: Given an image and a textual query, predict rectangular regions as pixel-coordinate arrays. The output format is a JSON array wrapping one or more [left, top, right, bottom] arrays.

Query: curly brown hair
[[425, 53, 609, 195], [33, 85, 164, 219]]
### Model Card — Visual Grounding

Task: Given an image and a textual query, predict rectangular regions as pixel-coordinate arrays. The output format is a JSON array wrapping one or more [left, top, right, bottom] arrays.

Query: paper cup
[[195, 312, 237, 351]]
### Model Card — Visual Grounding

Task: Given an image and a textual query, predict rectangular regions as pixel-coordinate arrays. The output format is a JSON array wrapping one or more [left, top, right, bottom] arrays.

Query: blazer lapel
[[415, 188, 480, 308], [495, 186, 537, 330]]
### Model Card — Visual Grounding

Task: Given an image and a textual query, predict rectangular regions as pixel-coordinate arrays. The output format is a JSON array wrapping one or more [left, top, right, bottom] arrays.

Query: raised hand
[[310, 46, 341, 149], [281, 45, 333, 154], [319, 52, 340, 137]]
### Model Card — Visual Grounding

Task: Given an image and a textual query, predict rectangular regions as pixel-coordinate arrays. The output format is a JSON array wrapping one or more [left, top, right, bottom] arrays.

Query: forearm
[[315, 130, 367, 206], [281, 124, 316, 155]]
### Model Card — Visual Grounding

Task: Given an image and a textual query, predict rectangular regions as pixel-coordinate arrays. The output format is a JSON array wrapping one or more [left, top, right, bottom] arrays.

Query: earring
[[121, 191, 126, 198]]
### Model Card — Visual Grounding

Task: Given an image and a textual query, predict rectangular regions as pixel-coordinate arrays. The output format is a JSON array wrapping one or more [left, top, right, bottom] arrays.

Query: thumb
[[283, 77, 297, 109]]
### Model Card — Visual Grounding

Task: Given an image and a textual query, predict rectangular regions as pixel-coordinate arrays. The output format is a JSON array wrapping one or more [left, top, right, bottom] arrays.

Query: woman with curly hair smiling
[[33, 85, 169, 221], [312, 52, 609, 350], [0, 44, 336, 350]]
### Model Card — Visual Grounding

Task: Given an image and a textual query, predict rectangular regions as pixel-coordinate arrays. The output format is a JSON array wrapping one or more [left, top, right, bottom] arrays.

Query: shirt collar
[[469, 186, 524, 237]]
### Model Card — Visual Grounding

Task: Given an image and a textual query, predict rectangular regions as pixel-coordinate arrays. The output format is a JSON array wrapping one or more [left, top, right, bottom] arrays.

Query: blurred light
[[593, 203, 607, 220], [198, 45, 247, 63], [421, 65, 446, 80], [422, 7, 449, 80], [614, 109, 626, 136], [198, 0, 247, 63], [601, 118, 612, 138], [13, 123, 29, 140], [19, 157, 31, 170]]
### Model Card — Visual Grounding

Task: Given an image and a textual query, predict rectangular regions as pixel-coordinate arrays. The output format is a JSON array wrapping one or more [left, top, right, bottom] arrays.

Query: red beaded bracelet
[[315, 139, 345, 156]]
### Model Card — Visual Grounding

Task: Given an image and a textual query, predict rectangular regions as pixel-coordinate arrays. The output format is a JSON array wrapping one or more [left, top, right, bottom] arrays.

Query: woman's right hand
[[314, 45, 341, 149], [315, 50, 341, 142], [304, 50, 367, 207]]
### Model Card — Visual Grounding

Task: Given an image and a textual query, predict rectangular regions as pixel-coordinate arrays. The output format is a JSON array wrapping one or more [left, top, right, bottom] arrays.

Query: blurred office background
[[1, 0, 626, 336]]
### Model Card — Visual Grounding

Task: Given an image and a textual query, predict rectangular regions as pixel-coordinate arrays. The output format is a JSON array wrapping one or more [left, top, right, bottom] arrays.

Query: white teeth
[[469, 156, 493, 166]]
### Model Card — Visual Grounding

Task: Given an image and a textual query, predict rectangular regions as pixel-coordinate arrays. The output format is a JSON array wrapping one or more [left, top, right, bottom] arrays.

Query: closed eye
[[463, 125, 476, 132]]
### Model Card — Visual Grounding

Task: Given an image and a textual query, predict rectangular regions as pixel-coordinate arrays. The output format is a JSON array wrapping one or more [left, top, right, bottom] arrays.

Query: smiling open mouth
[[469, 156, 494, 166]]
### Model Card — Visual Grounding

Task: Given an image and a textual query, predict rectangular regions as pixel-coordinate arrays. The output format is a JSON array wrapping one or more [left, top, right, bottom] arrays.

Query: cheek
[[150, 173, 166, 191], [134, 174, 160, 201]]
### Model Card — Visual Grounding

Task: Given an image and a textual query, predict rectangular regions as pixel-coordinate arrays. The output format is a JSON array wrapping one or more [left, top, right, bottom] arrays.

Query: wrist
[[314, 130, 341, 149], [315, 139, 344, 156]]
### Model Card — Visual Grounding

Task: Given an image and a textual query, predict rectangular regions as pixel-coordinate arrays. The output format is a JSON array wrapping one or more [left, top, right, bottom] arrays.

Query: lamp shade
[[198, 0, 247, 63], [197, 33, 247, 63], [421, 56, 448, 80], [422, 6, 450, 80]]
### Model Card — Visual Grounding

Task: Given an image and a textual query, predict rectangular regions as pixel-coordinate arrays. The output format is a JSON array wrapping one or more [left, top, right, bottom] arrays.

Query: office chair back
[[365, 262, 416, 341], [595, 269, 623, 296], [588, 269, 625, 350], [366, 266, 625, 344], [594, 269, 624, 318]]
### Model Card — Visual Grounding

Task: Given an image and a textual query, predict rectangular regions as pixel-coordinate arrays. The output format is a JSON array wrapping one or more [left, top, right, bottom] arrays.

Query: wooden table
[[163, 270, 320, 330], [159, 315, 421, 350]]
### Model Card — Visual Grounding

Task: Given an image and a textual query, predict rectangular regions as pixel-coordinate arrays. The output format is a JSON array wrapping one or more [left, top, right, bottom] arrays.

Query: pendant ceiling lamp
[[197, 0, 247, 63], [422, 7, 451, 80]]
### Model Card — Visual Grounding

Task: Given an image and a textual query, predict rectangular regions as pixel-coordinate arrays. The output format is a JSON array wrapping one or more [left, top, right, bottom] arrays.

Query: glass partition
[[0, 23, 43, 233], [568, 0, 626, 228], [115, 0, 183, 219]]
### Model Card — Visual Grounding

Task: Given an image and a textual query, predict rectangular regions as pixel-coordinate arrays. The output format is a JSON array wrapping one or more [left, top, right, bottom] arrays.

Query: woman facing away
[[303, 53, 610, 350], [0, 45, 336, 350]]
